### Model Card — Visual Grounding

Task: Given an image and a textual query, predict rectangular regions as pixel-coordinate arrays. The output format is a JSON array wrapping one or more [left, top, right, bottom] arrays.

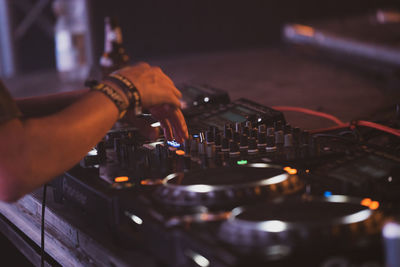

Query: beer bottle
[[100, 17, 130, 77]]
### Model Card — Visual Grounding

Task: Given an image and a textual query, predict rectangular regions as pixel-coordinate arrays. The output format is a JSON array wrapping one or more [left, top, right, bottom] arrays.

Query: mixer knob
[[292, 127, 301, 146], [114, 137, 121, 153], [120, 140, 135, 167], [206, 144, 216, 158], [206, 130, 215, 144], [275, 130, 284, 146], [223, 126, 233, 140], [233, 132, 241, 143], [301, 131, 310, 145], [240, 134, 248, 148], [257, 131, 267, 144], [235, 122, 242, 133], [284, 134, 296, 160], [229, 141, 240, 157], [214, 133, 222, 148], [248, 137, 258, 154], [284, 123, 292, 134], [211, 126, 219, 138], [266, 135, 277, 152], [241, 126, 250, 136], [266, 127, 275, 136], [310, 136, 321, 157], [198, 142, 206, 155], [284, 133, 293, 147], [250, 128, 258, 139], [274, 120, 283, 131], [221, 137, 230, 152], [258, 124, 266, 133]]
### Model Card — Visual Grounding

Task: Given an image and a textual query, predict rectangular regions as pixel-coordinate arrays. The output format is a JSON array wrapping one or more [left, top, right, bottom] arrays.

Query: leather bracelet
[[105, 73, 142, 116], [89, 82, 129, 118]]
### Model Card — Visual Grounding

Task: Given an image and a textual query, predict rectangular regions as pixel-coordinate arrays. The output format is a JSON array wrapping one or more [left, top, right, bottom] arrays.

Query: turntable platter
[[154, 164, 303, 207]]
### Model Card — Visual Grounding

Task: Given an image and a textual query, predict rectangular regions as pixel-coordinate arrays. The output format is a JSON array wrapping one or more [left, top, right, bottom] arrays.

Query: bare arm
[[0, 63, 188, 202], [0, 90, 119, 202], [16, 89, 89, 117]]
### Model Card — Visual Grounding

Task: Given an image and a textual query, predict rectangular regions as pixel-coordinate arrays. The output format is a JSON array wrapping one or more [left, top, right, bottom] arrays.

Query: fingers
[[160, 118, 173, 141], [150, 105, 188, 143], [168, 107, 188, 143]]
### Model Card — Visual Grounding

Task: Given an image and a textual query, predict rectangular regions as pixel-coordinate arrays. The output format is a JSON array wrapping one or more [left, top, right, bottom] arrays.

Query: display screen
[[219, 111, 247, 123], [328, 155, 395, 186]]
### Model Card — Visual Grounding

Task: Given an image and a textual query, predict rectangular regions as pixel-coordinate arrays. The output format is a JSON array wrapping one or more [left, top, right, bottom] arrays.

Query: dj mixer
[[52, 85, 400, 267]]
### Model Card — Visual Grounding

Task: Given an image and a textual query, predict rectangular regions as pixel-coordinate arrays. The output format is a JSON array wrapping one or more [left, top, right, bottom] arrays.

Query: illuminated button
[[292, 24, 315, 37], [283, 166, 297, 175], [115, 176, 129, 183], [237, 160, 248, 165], [369, 201, 379, 210], [167, 140, 181, 148], [361, 198, 372, 207], [141, 179, 163, 186], [176, 150, 185, 156], [151, 122, 161, 127]]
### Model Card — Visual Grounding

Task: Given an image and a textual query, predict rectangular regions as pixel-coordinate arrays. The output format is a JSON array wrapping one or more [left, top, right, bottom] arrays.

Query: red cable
[[310, 121, 400, 136], [274, 105, 400, 137], [309, 124, 349, 134], [272, 106, 345, 125], [357, 120, 400, 137]]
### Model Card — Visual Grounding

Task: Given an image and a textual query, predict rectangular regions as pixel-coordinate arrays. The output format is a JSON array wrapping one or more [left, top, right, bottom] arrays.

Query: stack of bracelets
[[87, 73, 142, 118]]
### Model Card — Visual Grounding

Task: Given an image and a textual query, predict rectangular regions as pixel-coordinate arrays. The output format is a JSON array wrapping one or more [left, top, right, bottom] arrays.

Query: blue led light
[[324, 191, 332, 197], [167, 140, 181, 148], [193, 134, 199, 138]]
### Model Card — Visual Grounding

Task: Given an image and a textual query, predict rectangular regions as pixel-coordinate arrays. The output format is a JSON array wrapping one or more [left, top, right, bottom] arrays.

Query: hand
[[149, 104, 188, 143], [115, 63, 182, 108], [114, 63, 188, 142]]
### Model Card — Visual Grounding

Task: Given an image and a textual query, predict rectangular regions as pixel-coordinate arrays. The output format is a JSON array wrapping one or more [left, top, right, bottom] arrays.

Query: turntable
[[175, 195, 385, 267], [153, 164, 303, 207]]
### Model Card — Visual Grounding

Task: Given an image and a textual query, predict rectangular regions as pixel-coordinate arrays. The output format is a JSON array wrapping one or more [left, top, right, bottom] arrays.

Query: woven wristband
[[105, 73, 142, 116], [89, 82, 129, 118]]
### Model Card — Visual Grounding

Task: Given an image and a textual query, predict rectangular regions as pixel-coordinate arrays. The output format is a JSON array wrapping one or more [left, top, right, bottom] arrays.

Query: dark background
[[11, 0, 400, 73]]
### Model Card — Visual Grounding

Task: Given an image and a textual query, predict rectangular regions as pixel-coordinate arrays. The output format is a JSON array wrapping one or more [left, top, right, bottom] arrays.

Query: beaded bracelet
[[105, 73, 142, 116], [88, 82, 129, 118]]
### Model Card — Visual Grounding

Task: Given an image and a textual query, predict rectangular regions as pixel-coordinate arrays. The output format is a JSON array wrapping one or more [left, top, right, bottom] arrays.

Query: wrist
[[104, 73, 142, 116], [87, 80, 129, 119]]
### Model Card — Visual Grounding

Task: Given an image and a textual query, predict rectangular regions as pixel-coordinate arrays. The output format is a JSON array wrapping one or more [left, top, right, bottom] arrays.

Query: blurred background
[[1, 0, 400, 131], [1, 0, 399, 76]]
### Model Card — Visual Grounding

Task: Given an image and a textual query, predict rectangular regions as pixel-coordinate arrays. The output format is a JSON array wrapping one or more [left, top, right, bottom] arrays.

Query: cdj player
[[179, 84, 230, 119], [52, 85, 400, 267]]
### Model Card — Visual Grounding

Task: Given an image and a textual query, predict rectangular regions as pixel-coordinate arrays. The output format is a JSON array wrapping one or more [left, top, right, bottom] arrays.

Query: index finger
[[166, 106, 188, 143]]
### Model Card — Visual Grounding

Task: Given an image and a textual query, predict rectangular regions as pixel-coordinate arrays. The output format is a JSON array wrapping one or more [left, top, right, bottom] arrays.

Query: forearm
[[16, 89, 89, 117], [0, 90, 118, 201]]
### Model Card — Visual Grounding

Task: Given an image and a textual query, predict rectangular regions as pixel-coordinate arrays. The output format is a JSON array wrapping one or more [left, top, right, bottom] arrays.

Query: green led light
[[237, 160, 248, 165]]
